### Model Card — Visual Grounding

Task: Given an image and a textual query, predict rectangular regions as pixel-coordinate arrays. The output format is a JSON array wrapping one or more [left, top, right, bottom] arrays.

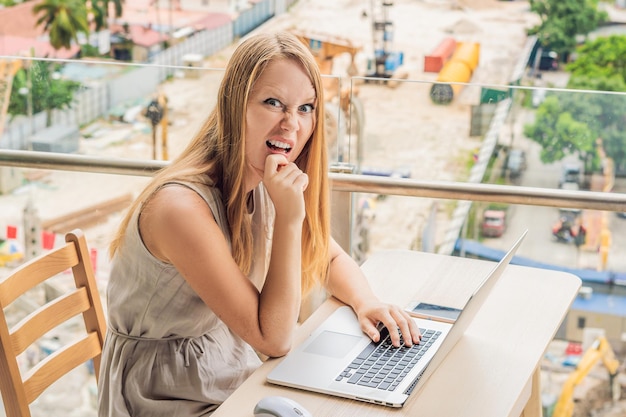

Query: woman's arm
[[139, 185, 302, 358], [325, 238, 421, 347]]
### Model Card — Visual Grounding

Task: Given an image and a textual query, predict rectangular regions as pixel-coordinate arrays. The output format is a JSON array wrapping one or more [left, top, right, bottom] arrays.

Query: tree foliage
[[90, 0, 124, 31], [8, 61, 82, 127], [525, 33, 626, 174], [528, 0, 607, 60], [33, 0, 90, 50], [524, 95, 597, 166], [32, 0, 124, 53], [566, 35, 626, 85], [524, 87, 626, 173]]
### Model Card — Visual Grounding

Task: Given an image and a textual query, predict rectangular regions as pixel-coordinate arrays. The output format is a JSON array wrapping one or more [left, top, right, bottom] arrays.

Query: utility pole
[[145, 92, 169, 160], [159, 92, 169, 160], [145, 97, 164, 159]]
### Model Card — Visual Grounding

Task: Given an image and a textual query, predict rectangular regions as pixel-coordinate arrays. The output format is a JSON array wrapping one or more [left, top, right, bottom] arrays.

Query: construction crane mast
[[368, 0, 401, 79], [365, 1, 407, 85]]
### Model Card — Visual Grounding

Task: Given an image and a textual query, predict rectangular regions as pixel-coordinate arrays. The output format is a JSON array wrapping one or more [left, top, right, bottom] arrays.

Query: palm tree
[[33, 0, 90, 50], [90, 0, 124, 31]]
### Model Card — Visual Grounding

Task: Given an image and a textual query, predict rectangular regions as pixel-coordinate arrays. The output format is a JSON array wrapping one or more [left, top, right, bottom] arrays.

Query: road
[[482, 106, 626, 274]]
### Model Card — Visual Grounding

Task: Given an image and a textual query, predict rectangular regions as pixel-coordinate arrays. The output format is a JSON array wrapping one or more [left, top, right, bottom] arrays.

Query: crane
[[552, 337, 621, 417], [366, 0, 406, 83]]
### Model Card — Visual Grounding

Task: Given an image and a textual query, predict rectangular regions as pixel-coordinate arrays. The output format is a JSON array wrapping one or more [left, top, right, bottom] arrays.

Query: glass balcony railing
[[1, 58, 626, 416]]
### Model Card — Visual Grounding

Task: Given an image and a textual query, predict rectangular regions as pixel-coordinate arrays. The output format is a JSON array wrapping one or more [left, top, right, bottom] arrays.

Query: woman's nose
[[280, 109, 299, 131]]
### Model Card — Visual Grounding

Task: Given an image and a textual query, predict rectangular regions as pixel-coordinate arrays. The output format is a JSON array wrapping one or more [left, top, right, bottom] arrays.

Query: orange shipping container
[[423, 37, 456, 73]]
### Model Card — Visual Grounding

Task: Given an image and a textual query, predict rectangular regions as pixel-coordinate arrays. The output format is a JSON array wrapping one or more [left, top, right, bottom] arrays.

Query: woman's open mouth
[[267, 139, 292, 154]]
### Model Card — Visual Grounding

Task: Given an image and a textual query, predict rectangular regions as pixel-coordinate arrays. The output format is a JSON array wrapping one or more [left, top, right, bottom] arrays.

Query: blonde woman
[[98, 31, 420, 416]]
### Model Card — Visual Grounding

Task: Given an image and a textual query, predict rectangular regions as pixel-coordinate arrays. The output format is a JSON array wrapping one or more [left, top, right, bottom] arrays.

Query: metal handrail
[[1, 149, 626, 212]]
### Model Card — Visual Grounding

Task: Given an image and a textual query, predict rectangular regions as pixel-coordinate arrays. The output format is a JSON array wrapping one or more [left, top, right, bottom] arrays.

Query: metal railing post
[[329, 163, 356, 255]]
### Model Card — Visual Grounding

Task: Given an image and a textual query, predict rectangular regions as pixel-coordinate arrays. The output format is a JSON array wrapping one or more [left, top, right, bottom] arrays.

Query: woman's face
[[244, 58, 317, 190]]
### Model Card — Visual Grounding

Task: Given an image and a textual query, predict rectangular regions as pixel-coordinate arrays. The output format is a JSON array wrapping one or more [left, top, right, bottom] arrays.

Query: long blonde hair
[[110, 31, 331, 295]]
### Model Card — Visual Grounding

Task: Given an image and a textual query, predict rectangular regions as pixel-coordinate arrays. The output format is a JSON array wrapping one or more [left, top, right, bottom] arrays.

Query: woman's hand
[[354, 300, 422, 348], [325, 240, 421, 348], [262, 154, 308, 223]]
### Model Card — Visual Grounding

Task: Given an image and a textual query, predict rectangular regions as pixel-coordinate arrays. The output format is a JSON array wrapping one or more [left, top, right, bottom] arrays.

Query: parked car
[[528, 45, 559, 71], [506, 149, 527, 179], [538, 50, 558, 71], [481, 209, 506, 238], [559, 163, 581, 188]]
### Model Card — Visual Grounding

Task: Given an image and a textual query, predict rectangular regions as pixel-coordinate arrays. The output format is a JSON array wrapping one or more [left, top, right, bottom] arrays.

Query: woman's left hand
[[354, 301, 422, 348]]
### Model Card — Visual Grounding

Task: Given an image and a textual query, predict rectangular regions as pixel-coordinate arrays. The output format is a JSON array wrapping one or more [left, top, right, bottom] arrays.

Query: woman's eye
[[264, 98, 283, 108], [299, 104, 315, 114]]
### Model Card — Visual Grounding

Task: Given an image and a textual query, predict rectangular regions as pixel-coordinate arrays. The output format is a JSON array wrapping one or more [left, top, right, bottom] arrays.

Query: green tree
[[524, 95, 597, 165], [566, 35, 626, 86], [8, 61, 82, 127], [528, 0, 607, 61], [525, 35, 626, 174], [33, 0, 90, 50], [524, 90, 626, 173], [90, 0, 124, 31], [566, 35, 626, 173]]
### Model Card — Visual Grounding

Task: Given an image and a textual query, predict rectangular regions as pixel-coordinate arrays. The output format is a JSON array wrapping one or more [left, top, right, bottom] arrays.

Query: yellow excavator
[[552, 337, 621, 417], [292, 31, 364, 163], [0, 60, 24, 263], [292, 30, 361, 113], [0, 59, 22, 136]]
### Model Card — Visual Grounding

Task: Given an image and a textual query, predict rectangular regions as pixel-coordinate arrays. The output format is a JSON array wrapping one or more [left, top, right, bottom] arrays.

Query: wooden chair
[[0, 229, 106, 416]]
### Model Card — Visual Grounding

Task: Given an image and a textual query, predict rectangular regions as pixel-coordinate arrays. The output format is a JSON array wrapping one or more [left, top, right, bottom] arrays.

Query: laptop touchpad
[[304, 330, 362, 358]]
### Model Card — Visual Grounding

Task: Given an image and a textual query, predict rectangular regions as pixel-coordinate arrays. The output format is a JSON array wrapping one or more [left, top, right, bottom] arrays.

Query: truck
[[559, 163, 581, 188], [481, 209, 506, 238]]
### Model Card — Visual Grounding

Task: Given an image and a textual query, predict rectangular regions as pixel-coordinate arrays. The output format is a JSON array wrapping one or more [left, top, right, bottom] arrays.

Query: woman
[[98, 31, 420, 416]]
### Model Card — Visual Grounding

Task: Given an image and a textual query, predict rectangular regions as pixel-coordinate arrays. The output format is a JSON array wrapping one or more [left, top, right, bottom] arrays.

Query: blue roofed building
[[564, 292, 626, 349]]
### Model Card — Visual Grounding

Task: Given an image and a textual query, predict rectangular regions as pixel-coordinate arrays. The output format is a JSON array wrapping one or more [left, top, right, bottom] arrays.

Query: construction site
[[1, 0, 626, 416]]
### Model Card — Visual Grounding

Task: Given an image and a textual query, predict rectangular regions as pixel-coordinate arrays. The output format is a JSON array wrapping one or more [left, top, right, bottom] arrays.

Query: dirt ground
[[4, 1, 625, 416], [1, 0, 541, 256]]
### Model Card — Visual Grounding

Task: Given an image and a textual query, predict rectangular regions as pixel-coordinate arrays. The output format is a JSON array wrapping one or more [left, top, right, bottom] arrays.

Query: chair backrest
[[0, 229, 106, 417]]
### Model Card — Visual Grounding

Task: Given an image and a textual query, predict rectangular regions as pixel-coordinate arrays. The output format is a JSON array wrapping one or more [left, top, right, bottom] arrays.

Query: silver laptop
[[267, 230, 527, 407]]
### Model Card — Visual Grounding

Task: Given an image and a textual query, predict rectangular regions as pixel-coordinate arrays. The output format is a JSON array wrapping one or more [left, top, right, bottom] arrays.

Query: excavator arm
[[292, 31, 361, 76], [0, 59, 22, 137], [552, 337, 621, 417]]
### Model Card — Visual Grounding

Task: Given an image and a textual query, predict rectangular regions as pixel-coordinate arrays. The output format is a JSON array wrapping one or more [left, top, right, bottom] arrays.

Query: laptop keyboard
[[335, 327, 442, 391]]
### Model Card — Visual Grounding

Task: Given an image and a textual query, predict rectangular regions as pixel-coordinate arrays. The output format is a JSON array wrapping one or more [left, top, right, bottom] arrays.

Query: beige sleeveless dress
[[98, 181, 274, 416]]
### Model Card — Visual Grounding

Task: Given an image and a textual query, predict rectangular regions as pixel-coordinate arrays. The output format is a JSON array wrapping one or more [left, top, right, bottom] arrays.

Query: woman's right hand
[[262, 154, 308, 223]]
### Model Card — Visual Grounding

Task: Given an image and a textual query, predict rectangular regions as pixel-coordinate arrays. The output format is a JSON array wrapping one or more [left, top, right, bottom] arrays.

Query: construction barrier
[[430, 42, 480, 104], [424, 37, 456, 73], [41, 231, 56, 250]]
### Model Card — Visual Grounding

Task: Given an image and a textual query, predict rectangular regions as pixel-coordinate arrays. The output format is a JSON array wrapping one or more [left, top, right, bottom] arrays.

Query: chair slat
[[22, 332, 101, 403], [10, 288, 91, 356], [0, 243, 78, 307], [0, 230, 106, 417]]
